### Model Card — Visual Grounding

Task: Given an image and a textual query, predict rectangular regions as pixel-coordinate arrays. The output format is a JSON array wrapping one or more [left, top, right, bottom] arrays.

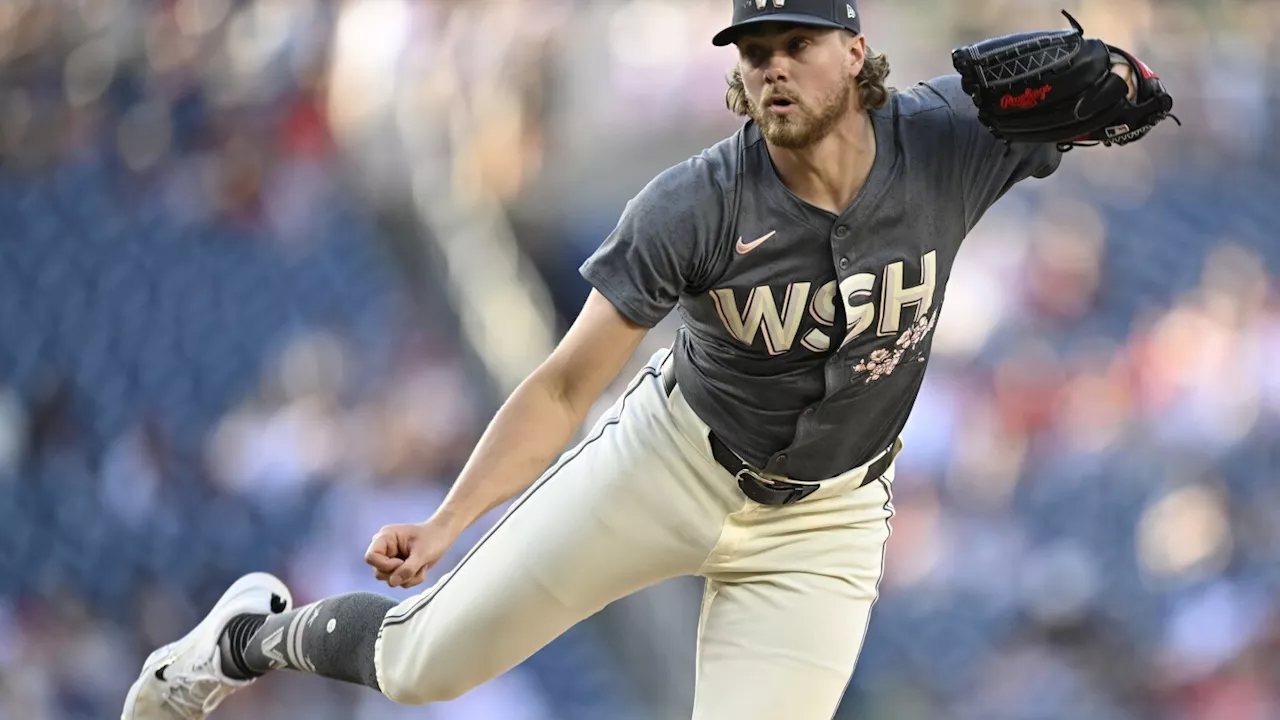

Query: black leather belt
[[662, 359, 897, 506]]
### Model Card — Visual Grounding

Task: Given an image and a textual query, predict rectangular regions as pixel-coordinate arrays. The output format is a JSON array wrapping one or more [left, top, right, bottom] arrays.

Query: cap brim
[[712, 14, 848, 47]]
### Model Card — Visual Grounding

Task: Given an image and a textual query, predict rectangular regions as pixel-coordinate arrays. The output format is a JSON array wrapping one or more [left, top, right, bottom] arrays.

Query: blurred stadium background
[[0, 0, 1276, 718]]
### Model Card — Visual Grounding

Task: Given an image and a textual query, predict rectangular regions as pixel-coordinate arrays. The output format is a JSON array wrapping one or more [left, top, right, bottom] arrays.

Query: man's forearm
[[431, 373, 586, 533]]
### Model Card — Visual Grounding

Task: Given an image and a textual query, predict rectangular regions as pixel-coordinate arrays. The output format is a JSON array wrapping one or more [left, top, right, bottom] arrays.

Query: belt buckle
[[735, 468, 812, 505], [735, 466, 775, 488]]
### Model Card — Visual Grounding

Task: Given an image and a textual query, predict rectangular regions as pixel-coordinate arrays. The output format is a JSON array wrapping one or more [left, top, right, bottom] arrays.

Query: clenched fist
[[364, 517, 459, 590]]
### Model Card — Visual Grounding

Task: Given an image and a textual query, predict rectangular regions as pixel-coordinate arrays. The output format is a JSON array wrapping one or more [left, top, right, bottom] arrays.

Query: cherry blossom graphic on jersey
[[852, 308, 938, 384]]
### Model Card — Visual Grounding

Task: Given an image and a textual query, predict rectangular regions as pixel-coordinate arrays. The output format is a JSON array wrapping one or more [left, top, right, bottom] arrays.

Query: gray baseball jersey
[[580, 74, 1061, 481]]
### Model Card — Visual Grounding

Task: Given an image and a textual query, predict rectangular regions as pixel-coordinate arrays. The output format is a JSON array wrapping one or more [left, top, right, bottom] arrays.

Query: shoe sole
[[121, 572, 293, 719]]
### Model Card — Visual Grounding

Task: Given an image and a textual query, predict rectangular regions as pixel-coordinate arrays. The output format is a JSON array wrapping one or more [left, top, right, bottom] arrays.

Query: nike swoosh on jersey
[[735, 230, 777, 255]]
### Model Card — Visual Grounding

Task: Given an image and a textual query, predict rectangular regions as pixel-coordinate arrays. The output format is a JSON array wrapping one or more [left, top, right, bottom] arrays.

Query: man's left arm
[[950, 10, 1177, 152]]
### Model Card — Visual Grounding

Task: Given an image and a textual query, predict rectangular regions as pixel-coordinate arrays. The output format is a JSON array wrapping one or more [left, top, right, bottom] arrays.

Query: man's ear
[[846, 32, 867, 73]]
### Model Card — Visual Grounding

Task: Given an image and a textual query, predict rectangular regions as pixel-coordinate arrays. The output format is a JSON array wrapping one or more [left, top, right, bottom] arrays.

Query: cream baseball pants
[[375, 349, 896, 719]]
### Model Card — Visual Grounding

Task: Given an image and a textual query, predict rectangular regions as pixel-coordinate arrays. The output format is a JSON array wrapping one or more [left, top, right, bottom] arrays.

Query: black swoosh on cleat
[[154, 657, 176, 681]]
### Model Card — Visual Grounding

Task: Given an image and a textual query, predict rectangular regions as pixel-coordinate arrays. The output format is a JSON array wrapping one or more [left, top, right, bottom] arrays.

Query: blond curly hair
[[724, 47, 893, 116]]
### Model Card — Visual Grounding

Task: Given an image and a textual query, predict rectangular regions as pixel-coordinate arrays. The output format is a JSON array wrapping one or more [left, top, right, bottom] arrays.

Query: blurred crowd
[[0, 1, 1278, 719]]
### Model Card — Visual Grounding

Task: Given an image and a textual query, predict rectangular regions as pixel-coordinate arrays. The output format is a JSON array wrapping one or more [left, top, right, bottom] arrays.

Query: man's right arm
[[429, 289, 648, 536], [427, 155, 726, 538], [368, 289, 651, 589]]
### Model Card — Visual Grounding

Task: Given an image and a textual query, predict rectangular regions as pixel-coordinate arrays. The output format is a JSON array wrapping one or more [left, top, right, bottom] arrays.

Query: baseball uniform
[[373, 72, 1061, 718]]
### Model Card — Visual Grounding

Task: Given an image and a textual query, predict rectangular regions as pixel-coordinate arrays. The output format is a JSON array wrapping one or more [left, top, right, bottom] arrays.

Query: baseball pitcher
[[123, 1, 1176, 718]]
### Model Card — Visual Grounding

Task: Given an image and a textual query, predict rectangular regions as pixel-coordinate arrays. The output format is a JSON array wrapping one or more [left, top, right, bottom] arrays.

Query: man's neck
[[767, 107, 877, 216]]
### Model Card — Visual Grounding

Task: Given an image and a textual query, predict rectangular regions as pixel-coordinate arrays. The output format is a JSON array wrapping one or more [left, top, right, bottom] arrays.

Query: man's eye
[[789, 38, 809, 54]]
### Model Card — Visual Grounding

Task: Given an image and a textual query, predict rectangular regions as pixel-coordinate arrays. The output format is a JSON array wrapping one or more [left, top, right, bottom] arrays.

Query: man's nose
[[763, 55, 790, 83]]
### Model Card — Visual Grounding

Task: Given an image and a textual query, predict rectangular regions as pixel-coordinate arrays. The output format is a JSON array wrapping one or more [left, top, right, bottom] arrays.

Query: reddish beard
[[748, 75, 856, 149]]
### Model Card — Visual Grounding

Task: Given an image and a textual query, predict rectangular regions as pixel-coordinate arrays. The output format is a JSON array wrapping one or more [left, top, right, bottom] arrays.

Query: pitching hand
[[364, 517, 457, 590]]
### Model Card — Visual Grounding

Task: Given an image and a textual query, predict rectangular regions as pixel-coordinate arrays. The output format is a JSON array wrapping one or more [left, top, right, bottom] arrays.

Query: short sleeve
[[579, 157, 727, 328], [922, 75, 1063, 231]]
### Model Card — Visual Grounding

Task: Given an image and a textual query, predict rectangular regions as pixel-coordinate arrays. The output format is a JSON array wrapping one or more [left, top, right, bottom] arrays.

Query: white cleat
[[122, 572, 292, 719]]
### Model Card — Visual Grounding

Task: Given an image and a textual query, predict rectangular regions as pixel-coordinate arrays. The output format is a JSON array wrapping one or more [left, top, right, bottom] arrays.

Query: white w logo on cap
[[754, 0, 785, 8]]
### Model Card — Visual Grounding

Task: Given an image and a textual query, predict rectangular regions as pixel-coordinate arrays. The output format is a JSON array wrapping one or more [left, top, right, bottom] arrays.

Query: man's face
[[735, 25, 863, 149]]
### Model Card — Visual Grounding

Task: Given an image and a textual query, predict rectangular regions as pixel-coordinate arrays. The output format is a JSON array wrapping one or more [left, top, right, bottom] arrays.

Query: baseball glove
[[950, 10, 1178, 151]]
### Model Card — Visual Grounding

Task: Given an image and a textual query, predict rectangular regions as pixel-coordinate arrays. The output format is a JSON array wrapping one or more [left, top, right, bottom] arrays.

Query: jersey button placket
[[836, 226, 851, 270]]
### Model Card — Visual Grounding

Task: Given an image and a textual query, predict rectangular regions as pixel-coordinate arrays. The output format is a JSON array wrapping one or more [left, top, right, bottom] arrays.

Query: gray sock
[[218, 592, 398, 691]]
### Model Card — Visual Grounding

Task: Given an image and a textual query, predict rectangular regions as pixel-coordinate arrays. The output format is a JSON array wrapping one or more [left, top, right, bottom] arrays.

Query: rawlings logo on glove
[[951, 10, 1179, 150], [1001, 85, 1054, 110]]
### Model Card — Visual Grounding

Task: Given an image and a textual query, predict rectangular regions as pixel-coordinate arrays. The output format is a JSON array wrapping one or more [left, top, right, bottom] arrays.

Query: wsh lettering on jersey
[[709, 251, 937, 360]]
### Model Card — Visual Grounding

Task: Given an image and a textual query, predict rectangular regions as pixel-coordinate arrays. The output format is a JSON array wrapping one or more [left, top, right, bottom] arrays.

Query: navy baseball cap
[[712, 0, 861, 47]]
